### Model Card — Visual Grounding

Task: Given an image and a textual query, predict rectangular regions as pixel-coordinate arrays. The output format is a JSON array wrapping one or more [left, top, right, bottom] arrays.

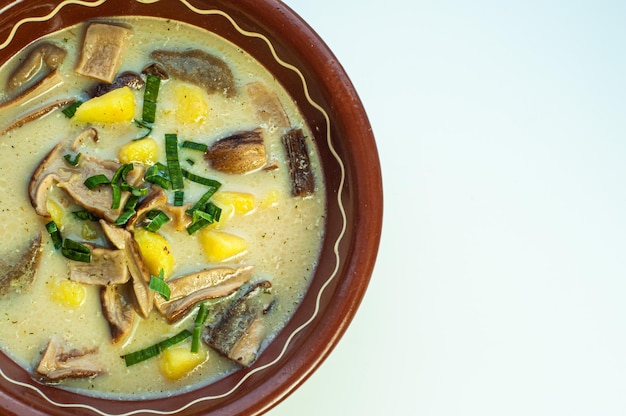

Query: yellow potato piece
[[46, 199, 65, 227], [173, 84, 208, 124], [50, 278, 86, 308], [159, 346, 208, 380], [259, 189, 281, 208], [133, 228, 174, 278], [81, 222, 98, 240], [118, 138, 159, 165], [199, 229, 247, 263], [74, 86, 136, 123], [212, 191, 255, 215]]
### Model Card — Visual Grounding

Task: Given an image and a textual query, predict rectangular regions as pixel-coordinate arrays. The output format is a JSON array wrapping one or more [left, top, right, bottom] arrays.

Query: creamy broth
[[0, 17, 324, 398]]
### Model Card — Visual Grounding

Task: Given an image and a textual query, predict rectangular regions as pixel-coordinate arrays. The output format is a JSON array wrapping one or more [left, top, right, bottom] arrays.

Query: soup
[[0, 16, 325, 399]]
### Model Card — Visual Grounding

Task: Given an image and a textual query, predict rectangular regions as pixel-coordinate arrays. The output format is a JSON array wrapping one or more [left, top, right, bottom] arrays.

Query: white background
[[272, 1, 626, 415]]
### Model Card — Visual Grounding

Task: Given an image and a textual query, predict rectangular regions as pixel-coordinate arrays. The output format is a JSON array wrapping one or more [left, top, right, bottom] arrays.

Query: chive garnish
[[63, 153, 81, 166], [62, 101, 83, 118], [181, 169, 221, 188], [191, 303, 209, 353], [84, 174, 110, 190], [187, 185, 221, 214], [45, 221, 63, 250], [122, 329, 192, 367], [149, 269, 170, 300], [114, 194, 141, 226], [181, 140, 208, 152], [133, 119, 153, 140], [110, 184, 121, 210], [165, 134, 184, 190], [143, 210, 170, 232], [142, 75, 161, 124], [186, 202, 222, 235], [144, 162, 171, 190], [173, 190, 184, 207], [72, 211, 98, 221], [61, 238, 91, 263]]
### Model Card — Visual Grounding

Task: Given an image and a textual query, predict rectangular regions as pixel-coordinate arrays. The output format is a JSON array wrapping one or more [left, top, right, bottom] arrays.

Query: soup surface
[[0, 16, 324, 399]]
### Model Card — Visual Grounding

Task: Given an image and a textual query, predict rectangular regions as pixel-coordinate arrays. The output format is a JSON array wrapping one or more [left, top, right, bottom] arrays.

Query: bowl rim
[[0, 0, 383, 415]]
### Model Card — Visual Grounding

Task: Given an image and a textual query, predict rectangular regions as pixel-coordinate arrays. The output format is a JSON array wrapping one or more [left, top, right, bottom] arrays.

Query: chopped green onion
[[165, 134, 184, 190], [143, 210, 170, 232], [149, 269, 170, 300], [186, 202, 222, 235], [110, 184, 121, 210], [133, 119, 153, 140], [62, 101, 83, 118], [114, 194, 140, 226], [72, 211, 98, 221], [186, 158, 195, 166], [181, 141, 208, 152], [84, 174, 110, 189], [61, 238, 91, 263], [191, 303, 209, 353], [122, 329, 192, 366], [173, 190, 184, 207], [111, 163, 134, 184], [142, 75, 161, 124], [181, 169, 221, 188], [144, 162, 171, 190], [63, 153, 81, 166], [45, 221, 63, 250]]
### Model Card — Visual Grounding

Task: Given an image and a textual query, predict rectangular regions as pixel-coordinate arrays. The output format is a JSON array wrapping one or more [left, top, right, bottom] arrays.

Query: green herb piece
[[84, 174, 110, 190], [72, 211, 98, 221], [62, 101, 83, 118], [187, 184, 221, 214], [173, 190, 184, 207], [165, 134, 184, 190], [133, 119, 153, 140], [191, 303, 209, 353], [142, 75, 161, 124], [110, 184, 121, 210], [186, 202, 222, 235], [144, 162, 171, 190], [149, 269, 170, 300], [181, 140, 208, 152], [123, 329, 192, 366], [61, 238, 91, 263], [63, 153, 81, 166], [114, 194, 141, 226], [45, 221, 63, 250], [181, 169, 221, 188], [112, 163, 134, 184], [143, 210, 170, 232]]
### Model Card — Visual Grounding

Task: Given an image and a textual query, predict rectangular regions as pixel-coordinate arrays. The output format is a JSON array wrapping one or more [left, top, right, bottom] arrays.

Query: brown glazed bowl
[[0, 0, 382, 415]]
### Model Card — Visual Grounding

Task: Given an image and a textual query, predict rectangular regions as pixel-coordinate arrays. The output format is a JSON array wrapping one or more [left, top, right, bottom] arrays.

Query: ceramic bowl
[[0, 0, 382, 414]]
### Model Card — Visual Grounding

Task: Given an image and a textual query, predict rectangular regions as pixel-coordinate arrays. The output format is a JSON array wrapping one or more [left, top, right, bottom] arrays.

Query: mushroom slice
[[1, 98, 75, 135], [99, 220, 153, 318], [67, 244, 129, 285], [125, 186, 167, 230], [87, 71, 145, 98], [7, 42, 66, 92], [34, 337, 103, 383], [100, 284, 135, 343], [155, 266, 253, 323], [245, 81, 290, 130], [150, 49, 235, 96], [0, 232, 43, 295], [282, 128, 315, 196], [29, 128, 101, 218], [0, 69, 64, 112], [205, 129, 267, 174], [202, 280, 273, 367], [75, 23, 132, 83]]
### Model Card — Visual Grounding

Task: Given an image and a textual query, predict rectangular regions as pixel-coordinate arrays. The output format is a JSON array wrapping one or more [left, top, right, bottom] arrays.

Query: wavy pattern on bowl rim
[[0, 0, 347, 414]]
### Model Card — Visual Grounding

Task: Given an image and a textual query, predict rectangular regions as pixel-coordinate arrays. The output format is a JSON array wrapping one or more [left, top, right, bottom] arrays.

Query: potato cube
[[133, 228, 174, 278], [46, 199, 65, 227], [212, 191, 255, 215], [199, 229, 247, 263], [159, 345, 207, 380], [173, 84, 209, 124], [50, 278, 86, 307], [118, 138, 159, 165], [74, 86, 136, 123]]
